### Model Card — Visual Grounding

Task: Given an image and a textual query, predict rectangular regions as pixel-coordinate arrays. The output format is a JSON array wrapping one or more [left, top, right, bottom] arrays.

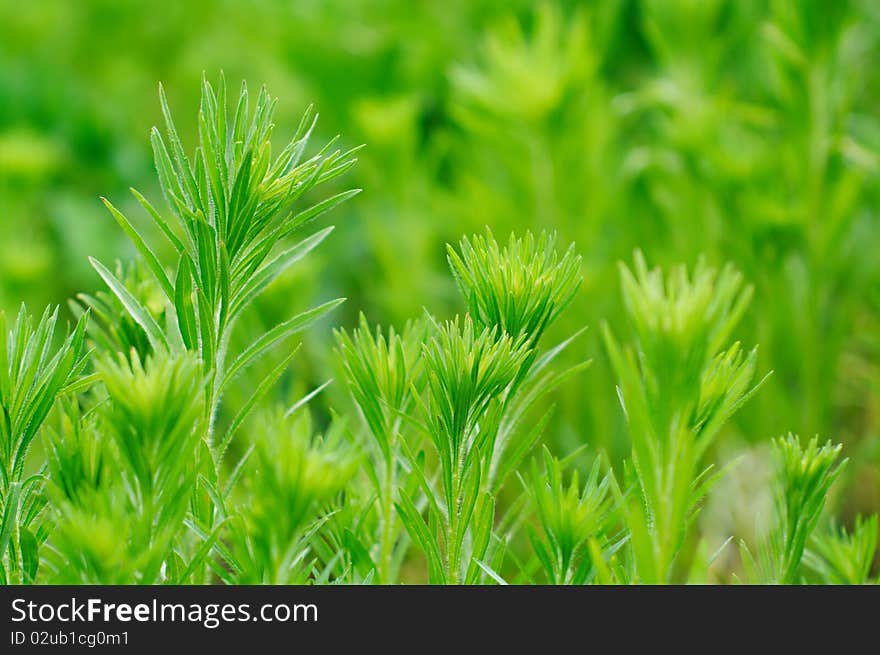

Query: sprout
[[0, 306, 89, 584], [741, 435, 847, 584], [604, 252, 766, 583], [448, 230, 581, 346], [230, 409, 358, 584], [805, 515, 878, 585], [525, 447, 616, 585]]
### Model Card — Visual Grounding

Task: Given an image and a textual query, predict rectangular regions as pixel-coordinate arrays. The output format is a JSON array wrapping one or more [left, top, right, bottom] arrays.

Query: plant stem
[[446, 465, 461, 585], [379, 454, 394, 584]]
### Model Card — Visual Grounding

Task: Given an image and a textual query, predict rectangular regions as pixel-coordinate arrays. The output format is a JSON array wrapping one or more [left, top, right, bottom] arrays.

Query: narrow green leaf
[[219, 346, 300, 457], [130, 188, 187, 256], [58, 372, 100, 397], [221, 298, 344, 389], [279, 189, 361, 238], [158, 82, 200, 207], [194, 218, 219, 306], [174, 255, 199, 351], [196, 286, 215, 363], [396, 491, 444, 584], [474, 559, 508, 585], [20, 529, 39, 584], [230, 227, 335, 317], [89, 257, 168, 351], [101, 197, 174, 300]]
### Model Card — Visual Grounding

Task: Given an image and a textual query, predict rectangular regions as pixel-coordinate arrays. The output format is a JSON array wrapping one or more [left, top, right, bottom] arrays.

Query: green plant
[[332, 315, 429, 583], [5, 4, 880, 552], [603, 252, 767, 583], [87, 74, 358, 454], [45, 350, 206, 584], [34, 76, 360, 585], [0, 306, 89, 584], [742, 434, 847, 584], [1, 74, 876, 587], [448, 230, 587, 493], [523, 446, 617, 585], [448, 230, 581, 348], [402, 315, 531, 584], [226, 409, 357, 584], [804, 515, 878, 585], [333, 229, 587, 584]]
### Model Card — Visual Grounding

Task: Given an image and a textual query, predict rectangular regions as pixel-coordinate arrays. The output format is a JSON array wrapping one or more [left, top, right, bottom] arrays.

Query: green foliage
[[2, 76, 361, 586], [334, 229, 587, 584], [804, 515, 878, 585], [42, 75, 358, 584], [0, 65, 875, 585], [743, 435, 847, 584], [97, 351, 204, 506], [604, 252, 765, 583], [85, 75, 357, 454], [71, 262, 159, 362], [406, 316, 529, 584], [451, 4, 592, 124], [44, 399, 105, 508], [446, 230, 589, 492], [227, 410, 357, 584], [45, 350, 205, 584], [335, 314, 427, 462], [0, 307, 90, 486], [440, 236, 582, 581], [0, 306, 89, 584], [422, 317, 530, 466], [333, 315, 428, 583], [448, 230, 581, 346], [3, 3, 879, 491], [524, 447, 617, 585], [47, 494, 158, 585]]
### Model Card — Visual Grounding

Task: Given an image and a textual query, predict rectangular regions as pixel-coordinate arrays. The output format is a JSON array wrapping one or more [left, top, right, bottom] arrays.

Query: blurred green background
[[2, 0, 879, 529]]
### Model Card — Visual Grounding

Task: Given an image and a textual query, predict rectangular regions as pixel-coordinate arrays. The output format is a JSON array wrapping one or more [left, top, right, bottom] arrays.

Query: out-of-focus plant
[[604, 252, 767, 583], [44, 399, 105, 510], [742, 434, 847, 585], [224, 409, 357, 584], [45, 350, 206, 584], [804, 515, 878, 585]]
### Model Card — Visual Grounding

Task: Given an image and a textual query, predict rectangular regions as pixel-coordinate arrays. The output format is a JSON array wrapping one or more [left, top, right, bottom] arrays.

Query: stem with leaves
[[742, 434, 847, 585], [334, 315, 429, 583], [604, 252, 768, 583], [89, 74, 359, 460], [73, 75, 359, 583], [0, 307, 89, 584]]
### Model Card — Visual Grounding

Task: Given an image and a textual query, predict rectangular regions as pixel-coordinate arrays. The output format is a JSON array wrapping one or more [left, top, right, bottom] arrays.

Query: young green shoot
[[0, 306, 89, 584], [604, 252, 766, 583], [743, 434, 847, 584], [89, 74, 359, 458]]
